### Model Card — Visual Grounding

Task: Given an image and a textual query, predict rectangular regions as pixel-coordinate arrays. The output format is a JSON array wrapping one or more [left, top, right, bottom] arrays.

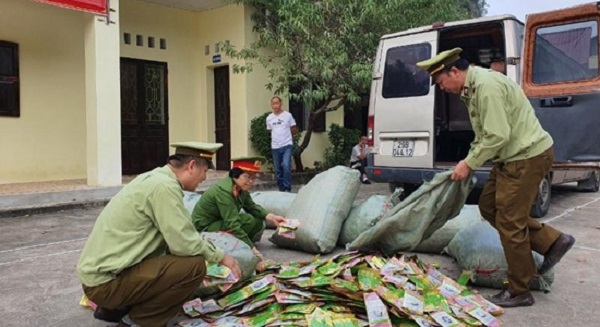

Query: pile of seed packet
[[180, 251, 503, 327], [277, 219, 301, 239]]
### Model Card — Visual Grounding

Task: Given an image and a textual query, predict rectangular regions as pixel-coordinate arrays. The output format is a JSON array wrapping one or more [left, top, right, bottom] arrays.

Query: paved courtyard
[[0, 182, 599, 326]]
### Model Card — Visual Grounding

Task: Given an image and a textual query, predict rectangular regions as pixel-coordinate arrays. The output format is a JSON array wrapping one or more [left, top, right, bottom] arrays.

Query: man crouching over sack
[[77, 142, 241, 327]]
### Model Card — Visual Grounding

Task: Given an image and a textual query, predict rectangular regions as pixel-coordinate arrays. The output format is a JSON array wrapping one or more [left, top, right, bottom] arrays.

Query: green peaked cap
[[416, 47, 463, 76]]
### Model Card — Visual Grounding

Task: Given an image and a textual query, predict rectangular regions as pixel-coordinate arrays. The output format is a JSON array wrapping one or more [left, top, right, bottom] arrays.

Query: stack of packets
[[180, 251, 504, 327], [201, 262, 240, 292], [277, 219, 301, 239]]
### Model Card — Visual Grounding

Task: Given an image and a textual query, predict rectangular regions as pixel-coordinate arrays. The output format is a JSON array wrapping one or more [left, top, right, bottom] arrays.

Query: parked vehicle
[[366, 3, 600, 217]]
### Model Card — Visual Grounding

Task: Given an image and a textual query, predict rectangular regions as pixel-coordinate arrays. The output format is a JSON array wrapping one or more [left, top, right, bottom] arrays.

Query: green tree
[[225, 0, 484, 170]]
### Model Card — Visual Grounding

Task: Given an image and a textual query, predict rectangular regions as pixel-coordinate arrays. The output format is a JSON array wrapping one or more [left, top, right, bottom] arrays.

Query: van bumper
[[365, 157, 490, 188]]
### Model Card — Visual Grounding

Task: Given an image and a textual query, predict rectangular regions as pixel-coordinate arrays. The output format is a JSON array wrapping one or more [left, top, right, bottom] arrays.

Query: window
[[532, 20, 599, 84], [0, 41, 19, 117], [382, 43, 431, 98]]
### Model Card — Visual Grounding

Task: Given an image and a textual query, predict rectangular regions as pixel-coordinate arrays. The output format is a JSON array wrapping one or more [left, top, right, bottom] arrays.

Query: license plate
[[393, 140, 415, 157]]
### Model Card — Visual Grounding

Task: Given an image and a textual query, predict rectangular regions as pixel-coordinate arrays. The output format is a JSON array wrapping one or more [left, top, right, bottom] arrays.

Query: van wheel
[[577, 171, 600, 192], [388, 183, 401, 193], [530, 175, 551, 218]]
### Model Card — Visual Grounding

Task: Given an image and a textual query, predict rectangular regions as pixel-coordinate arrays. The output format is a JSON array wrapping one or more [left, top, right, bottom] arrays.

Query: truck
[[366, 2, 600, 217]]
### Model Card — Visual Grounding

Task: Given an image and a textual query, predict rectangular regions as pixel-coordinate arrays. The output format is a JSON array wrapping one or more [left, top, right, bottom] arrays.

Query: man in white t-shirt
[[266, 96, 298, 192], [350, 135, 371, 184]]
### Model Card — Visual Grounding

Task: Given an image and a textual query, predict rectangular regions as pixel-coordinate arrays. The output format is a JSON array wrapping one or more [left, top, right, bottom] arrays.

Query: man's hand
[[451, 160, 472, 181], [266, 214, 287, 227], [252, 247, 266, 273], [219, 254, 241, 279]]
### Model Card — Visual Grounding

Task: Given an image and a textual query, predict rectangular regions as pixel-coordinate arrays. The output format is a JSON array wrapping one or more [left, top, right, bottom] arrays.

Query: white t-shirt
[[350, 144, 369, 162], [266, 111, 297, 149]]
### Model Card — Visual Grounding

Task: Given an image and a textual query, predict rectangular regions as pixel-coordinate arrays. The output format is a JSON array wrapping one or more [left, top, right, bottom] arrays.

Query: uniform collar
[[461, 66, 477, 100], [162, 165, 183, 189]]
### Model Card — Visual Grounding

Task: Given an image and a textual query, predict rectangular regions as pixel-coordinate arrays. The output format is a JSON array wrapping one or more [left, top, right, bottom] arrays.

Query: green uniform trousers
[[204, 213, 266, 244], [478, 147, 562, 295], [83, 255, 206, 327]]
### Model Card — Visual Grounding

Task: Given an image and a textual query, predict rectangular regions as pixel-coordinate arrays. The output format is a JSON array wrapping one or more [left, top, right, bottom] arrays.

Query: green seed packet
[[306, 307, 335, 327], [357, 267, 382, 291], [279, 267, 302, 279], [317, 261, 342, 276], [458, 270, 474, 287], [423, 292, 450, 313]]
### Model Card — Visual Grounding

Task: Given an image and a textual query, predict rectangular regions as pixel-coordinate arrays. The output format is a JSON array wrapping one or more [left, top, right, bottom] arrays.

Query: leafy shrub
[[249, 113, 273, 163], [323, 124, 361, 169]]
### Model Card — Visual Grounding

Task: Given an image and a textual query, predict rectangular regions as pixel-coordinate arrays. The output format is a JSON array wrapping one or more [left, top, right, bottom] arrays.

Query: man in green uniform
[[77, 142, 241, 327], [417, 48, 575, 307], [192, 156, 287, 272]]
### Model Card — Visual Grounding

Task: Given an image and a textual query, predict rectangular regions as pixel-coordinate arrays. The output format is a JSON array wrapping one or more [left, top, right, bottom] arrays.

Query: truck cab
[[366, 3, 600, 217]]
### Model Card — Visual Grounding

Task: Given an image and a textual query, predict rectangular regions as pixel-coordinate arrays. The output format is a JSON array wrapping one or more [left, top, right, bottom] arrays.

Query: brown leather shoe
[[539, 233, 576, 275], [93, 306, 128, 323], [485, 289, 535, 307]]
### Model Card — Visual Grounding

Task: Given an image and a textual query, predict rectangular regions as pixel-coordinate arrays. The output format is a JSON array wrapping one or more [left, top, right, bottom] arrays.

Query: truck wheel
[[530, 175, 551, 218], [399, 183, 420, 201], [577, 171, 600, 192]]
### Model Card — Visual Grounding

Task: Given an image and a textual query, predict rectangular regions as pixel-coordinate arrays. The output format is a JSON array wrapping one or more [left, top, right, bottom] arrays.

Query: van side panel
[[372, 31, 438, 169], [532, 93, 600, 162]]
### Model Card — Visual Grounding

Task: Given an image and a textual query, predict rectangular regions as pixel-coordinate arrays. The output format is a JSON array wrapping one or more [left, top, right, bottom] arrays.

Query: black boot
[[485, 289, 535, 308], [539, 233, 576, 275], [93, 306, 129, 323]]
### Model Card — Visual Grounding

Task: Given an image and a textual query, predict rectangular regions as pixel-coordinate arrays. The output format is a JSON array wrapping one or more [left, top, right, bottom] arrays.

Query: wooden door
[[120, 58, 169, 175], [214, 66, 231, 170]]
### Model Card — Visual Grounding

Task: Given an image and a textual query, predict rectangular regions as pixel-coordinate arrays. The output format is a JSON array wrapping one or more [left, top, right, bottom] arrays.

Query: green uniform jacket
[[461, 66, 553, 169], [192, 177, 268, 247], [77, 165, 224, 287]]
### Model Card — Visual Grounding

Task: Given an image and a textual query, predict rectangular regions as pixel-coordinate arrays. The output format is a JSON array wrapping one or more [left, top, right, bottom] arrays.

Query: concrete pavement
[[0, 183, 599, 326]]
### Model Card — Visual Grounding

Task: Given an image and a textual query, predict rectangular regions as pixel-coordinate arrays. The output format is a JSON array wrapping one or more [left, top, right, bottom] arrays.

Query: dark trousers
[[272, 145, 293, 191], [478, 148, 561, 295], [83, 255, 206, 327], [350, 159, 367, 176]]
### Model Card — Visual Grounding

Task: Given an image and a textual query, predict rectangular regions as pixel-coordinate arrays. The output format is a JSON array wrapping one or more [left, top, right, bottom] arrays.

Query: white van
[[366, 3, 600, 217]]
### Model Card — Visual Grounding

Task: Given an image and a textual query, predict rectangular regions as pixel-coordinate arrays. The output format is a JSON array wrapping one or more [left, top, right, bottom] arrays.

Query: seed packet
[[177, 318, 211, 327], [423, 292, 449, 313], [332, 278, 360, 293], [206, 263, 231, 279], [402, 290, 424, 316], [438, 277, 463, 299], [464, 294, 504, 316], [306, 307, 335, 327], [342, 268, 354, 281], [380, 257, 407, 276], [409, 276, 432, 291], [358, 267, 383, 291], [183, 298, 202, 317], [318, 261, 342, 276], [218, 275, 276, 308], [279, 267, 302, 279], [283, 303, 321, 314], [412, 315, 437, 327], [192, 298, 222, 315], [466, 306, 502, 327], [430, 311, 461, 327], [310, 274, 334, 287], [244, 303, 281, 327], [383, 274, 409, 288], [363, 292, 393, 327], [457, 270, 474, 287], [366, 255, 387, 270], [278, 219, 301, 239], [299, 260, 324, 275], [374, 285, 403, 312]]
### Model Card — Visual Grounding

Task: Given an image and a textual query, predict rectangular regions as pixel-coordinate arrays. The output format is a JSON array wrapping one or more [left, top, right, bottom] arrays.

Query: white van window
[[382, 43, 431, 98], [532, 20, 599, 84]]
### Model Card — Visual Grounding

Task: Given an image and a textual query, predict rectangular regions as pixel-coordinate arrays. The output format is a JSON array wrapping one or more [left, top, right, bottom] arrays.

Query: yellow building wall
[[0, 0, 87, 184], [120, 0, 205, 145]]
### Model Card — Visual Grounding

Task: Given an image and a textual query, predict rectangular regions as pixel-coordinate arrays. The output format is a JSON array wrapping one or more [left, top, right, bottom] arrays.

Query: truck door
[[372, 31, 438, 169], [523, 3, 600, 164]]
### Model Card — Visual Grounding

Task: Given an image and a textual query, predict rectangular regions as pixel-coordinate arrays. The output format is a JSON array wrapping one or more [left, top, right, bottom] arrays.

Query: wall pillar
[[84, 0, 122, 186]]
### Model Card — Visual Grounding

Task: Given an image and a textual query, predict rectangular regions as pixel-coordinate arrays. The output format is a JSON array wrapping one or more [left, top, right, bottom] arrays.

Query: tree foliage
[[226, 0, 486, 170]]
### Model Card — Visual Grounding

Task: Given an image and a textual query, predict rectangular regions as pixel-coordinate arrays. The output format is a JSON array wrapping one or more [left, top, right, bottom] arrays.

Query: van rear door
[[372, 31, 438, 169], [523, 2, 600, 165]]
